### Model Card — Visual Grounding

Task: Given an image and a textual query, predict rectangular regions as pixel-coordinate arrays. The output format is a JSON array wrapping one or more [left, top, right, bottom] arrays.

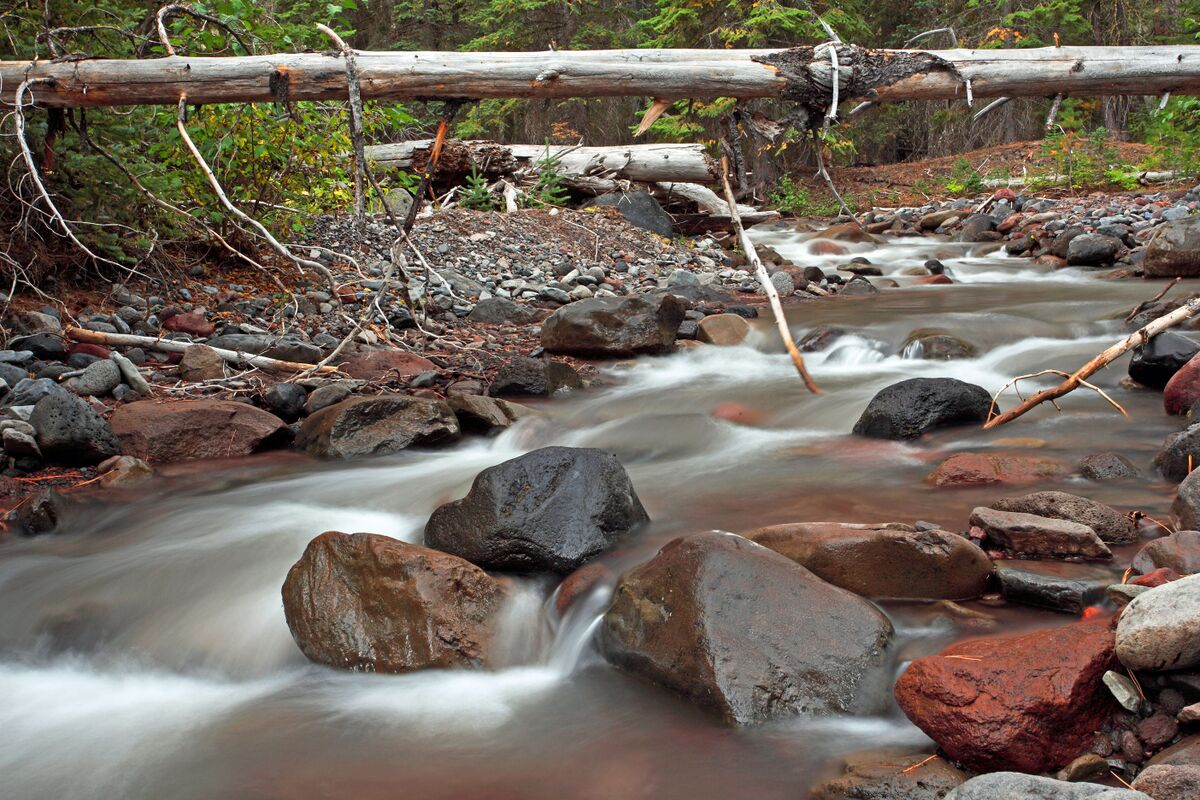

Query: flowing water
[[0, 227, 1188, 799]]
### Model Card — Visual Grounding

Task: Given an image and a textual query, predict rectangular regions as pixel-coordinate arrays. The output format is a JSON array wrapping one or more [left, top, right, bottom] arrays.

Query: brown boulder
[[282, 531, 509, 672], [296, 395, 459, 458], [1133, 765, 1200, 800], [1133, 530, 1200, 576], [743, 522, 992, 600], [1164, 354, 1200, 416], [447, 394, 539, 434], [161, 312, 215, 338], [336, 349, 437, 381], [110, 399, 287, 463], [696, 313, 751, 346], [817, 222, 882, 243], [894, 617, 1117, 773], [600, 532, 894, 726], [926, 452, 1067, 488], [177, 344, 226, 382]]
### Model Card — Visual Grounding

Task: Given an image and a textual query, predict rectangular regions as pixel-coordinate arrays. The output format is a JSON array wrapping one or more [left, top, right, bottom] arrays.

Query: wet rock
[[448, 395, 538, 434], [587, 191, 674, 237], [425, 446, 647, 574], [743, 522, 992, 600], [927, 452, 1068, 488], [161, 312, 215, 338], [600, 531, 894, 726], [696, 313, 751, 346], [995, 560, 1119, 613], [1132, 765, 1200, 800], [991, 490, 1136, 544], [282, 531, 510, 673], [840, 276, 881, 296], [852, 378, 992, 440], [467, 297, 540, 325], [1132, 530, 1200, 576], [5, 488, 69, 535], [177, 345, 225, 382], [96, 454, 153, 488], [1129, 332, 1200, 389], [9, 333, 66, 361], [901, 329, 976, 360], [490, 357, 582, 397], [110, 399, 287, 463], [1155, 424, 1200, 481], [264, 383, 308, 422], [1172, 470, 1200, 530], [819, 222, 883, 243], [1164, 353, 1200, 415], [710, 402, 766, 426], [1139, 711, 1180, 750], [945, 773, 1148, 799], [66, 359, 121, 397], [1145, 217, 1200, 278], [1067, 234, 1122, 266], [895, 617, 1117, 773], [1057, 753, 1110, 783], [207, 333, 322, 364], [798, 325, 846, 352], [809, 749, 968, 800], [541, 294, 686, 357], [1080, 452, 1141, 481], [305, 383, 352, 414], [30, 393, 121, 465], [296, 395, 459, 459], [1116, 573, 1200, 671], [336, 349, 438, 381], [969, 507, 1111, 560]]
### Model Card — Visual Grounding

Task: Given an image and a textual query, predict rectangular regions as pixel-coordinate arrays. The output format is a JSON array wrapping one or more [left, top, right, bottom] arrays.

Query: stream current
[[0, 227, 1186, 799]]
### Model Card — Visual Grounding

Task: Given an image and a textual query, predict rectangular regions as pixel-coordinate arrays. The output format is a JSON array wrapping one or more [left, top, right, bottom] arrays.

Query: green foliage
[[458, 167, 498, 211], [943, 157, 985, 195], [768, 175, 846, 216], [523, 149, 571, 208], [1036, 127, 1124, 189], [1135, 97, 1200, 177]]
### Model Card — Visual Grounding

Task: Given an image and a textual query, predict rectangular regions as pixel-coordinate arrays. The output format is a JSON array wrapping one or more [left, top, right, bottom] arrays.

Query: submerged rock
[[425, 446, 648, 574], [296, 395, 459, 459], [990, 490, 1136, 544], [541, 293, 685, 357], [282, 531, 510, 672], [852, 378, 992, 440], [994, 560, 1119, 613], [1079, 452, 1141, 481], [743, 522, 992, 600], [901, 329, 976, 361], [895, 617, 1117, 773], [927, 452, 1067, 488], [600, 532, 894, 726]]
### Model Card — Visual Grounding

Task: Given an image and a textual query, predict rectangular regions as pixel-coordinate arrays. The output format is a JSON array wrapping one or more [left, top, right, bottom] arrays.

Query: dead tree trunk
[[5, 45, 1200, 108]]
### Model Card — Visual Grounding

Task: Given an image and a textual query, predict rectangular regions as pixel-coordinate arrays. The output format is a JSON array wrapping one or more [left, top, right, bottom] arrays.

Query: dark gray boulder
[[541, 293, 685, 357], [467, 297, 540, 325], [853, 378, 992, 440], [490, 357, 582, 397], [424, 446, 648, 573], [1067, 233, 1122, 266], [30, 393, 121, 465], [1145, 217, 1200, 278], [264, 383, 308, 422], [1129, 332, 1200, 389], [588, 191, 674, 237]]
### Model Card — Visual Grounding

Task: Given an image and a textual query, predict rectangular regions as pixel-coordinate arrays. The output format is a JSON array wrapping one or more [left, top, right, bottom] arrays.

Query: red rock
[[710, 402, 765, 426], [1132, 567, 1182, 587], [1036, 255, 1068, 269], [894, 617, 1117, 773], [68, 342, 111, 359], [161, 312, 215, 338], [915, 274, 953, 285], [997, 213, 1023, 233], [810, 240, 849, 256], [336, 349, 437, 381], [926, 452, 1068, 488], [1164, 353, 1200, 415], [336, 285, 357, 305], [110, 399, 287, 463], [993, 188, 1017, 203], [554, 562, 612, 616]]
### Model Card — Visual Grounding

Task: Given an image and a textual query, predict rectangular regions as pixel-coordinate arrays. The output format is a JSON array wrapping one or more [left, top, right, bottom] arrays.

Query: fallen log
[[367, 140, 718, 184], [7, 45, 1200, 108], [652, 182, 779, 224], [65, 326, 341, 374]]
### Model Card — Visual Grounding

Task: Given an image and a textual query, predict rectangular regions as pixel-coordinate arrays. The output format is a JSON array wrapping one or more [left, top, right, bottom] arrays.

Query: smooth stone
[[991, 491, 1136, 544], [946, 773, 1148, 799], [995, 560, 1119, 613], [970, 507, 1112, 560], [1116, 573, 1200, 671]]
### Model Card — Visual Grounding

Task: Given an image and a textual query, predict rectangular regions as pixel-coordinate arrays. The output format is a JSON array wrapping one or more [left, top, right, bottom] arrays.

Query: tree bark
[[65, 326, 341, 374], [6, 45, 1200, 108]]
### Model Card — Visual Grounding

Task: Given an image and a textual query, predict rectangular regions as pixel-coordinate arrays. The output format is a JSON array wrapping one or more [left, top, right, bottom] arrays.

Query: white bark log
[[652, 181, 778, 224], [6, 46, 1200, 108], [66, 326, 340, 374]]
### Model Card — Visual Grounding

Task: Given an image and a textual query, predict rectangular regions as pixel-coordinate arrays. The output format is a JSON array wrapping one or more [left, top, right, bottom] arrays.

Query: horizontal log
[[5, 45, 1200, 108], [65, 326, 340, 374], [367, 140, 718, 183]]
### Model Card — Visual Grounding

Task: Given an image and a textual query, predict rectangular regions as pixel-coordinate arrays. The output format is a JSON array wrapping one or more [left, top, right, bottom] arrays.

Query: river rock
[[162, 312, 215, 338], [111, 399, 287, 462], [852, 378, 992, 440], [1115, 573, 1200, 671], [305, 384, 352, 415], [809, 749, 968, 800], [97, 454, 153, 489], [600, 532, 894, 726], [901, 329, 977, 360], [296, 395, 459, 459], [1164, 353, 1200, 415], [895, 617, 1117, 773], [467, 297, 540, 325], [1172, 469, 1200, 529], [1132, 765, 1200, 800], [5, 487, 69, 535], [490, 356, 582, 396], [541, 293, 685, 357], [991, 491, 1137, 543], [425, 446, 648, 574], [588, 191, 674, 237], [177, 345, 225, 382], [995, 560, 1119, 613], [945, 773, 1149, 800], [9, 333, 66, 361], [30, 393, 121, 465], [447, 395, 538, 434], [263, 383, 308, 422], [66, 359, 122, 397], [336, 349, 438, 381], [1128, 332, 1200, 389], [969, 506, 1111, 559], [1079, 452, 1141, 481], [206, 333, 322, 364], [1145, 217, 1200, 278], [282, 531, 510, 672], [1067, 233, 1122, 266], [743, 522, 992, 600], [1155, 424, 1200, 481], [1132, 530, 1200, 576], [696, 313, 751, 346], [927, 452, 1068, 488], [798, 325, 845, 352]]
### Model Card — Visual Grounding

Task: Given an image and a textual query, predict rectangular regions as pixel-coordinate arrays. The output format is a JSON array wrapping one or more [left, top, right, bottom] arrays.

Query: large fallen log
[[6, 45, 1200, 108], [366, 140, 718, 183], [65, 326, 341, 374]]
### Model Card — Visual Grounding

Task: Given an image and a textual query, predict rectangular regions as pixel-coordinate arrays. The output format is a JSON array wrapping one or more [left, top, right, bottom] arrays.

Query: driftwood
[[66, 326, 341, 374], [984, 295, 1200, 429], [367, 140, 718, 184], [652, 182, 779, 224], [7, 46, 1200, 108]]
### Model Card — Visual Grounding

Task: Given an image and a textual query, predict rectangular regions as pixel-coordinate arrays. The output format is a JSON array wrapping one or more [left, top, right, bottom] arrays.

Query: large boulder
[[969, 506, 1111, 560], [587, 191, 674, 237], [335, 349, 438, 381], [946, 773, 1149, 800], [895, 617, 1117, 773], [1128, 332, 1200, 389], [743, 522, 992, 600], [852, 378, 992, 440], [1132, 530, 1200, 576], [990, 491, 1136, 544], [1144, 217, 1200, 278], [29, 393, 121, 465], [110, 399, 287, 463], [282, 531, 510, 672], [296, 395, 459, 459], [599, 532, 894, 726], [540, 293, 686, 357], [1165, 353, 1200, 416], [809, 748, 968, 800], [425, 446, 648, 574], [1115, 573, 1200, 672], [1066, 233, 1122, 266]]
